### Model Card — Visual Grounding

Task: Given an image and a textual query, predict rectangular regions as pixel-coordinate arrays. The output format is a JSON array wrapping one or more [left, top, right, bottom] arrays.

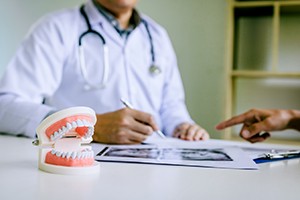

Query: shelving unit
[[224, 0, 300, 141]]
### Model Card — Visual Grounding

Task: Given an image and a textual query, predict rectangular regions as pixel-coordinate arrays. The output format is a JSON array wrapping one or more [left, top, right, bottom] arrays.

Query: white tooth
[[54, 129, 62, 139], [57, 130, 63, 139], [51, 149, 56, 154], [50, 134, 54, 141], [85, 127, 91, 137], [54, 131, 59, 139], [89, 127, 94, 136], [72, 121, 77, 128], [86, 152, 90, 158], [83, 120, 89, 126], [62, 126, 67, 133], [66, 152, 71, 159], [62, 152, 67, 158], [56, 151, 62, 157], [77, 152, 82, 159], [57, 132, 63, 139], [71, 152, 77, 159], [80, 152, 84, 159], [89, 151, 94, 158], [84, 130, 90, 138], [59, 127, 66, 139], [66, 122, 72, 130], [82, 152, 87, 158], [76, 119, 84, 127], [58, 132, 64, 139], [79, 152, 84, 159]]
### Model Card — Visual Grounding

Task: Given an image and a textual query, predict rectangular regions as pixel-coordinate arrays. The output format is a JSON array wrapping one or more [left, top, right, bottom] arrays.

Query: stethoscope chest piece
[[149, 65, 161, 76]]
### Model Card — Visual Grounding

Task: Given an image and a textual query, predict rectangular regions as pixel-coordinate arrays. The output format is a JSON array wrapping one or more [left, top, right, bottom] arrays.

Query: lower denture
[[45, 151, 94, 167]]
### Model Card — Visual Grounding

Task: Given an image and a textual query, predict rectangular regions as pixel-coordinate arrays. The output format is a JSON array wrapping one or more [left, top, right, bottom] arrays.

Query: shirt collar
[[92, 0, 141, 37]]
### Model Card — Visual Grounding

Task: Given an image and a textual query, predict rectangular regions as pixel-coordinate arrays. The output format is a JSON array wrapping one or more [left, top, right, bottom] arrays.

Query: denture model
[[34, 107, 99, 175]]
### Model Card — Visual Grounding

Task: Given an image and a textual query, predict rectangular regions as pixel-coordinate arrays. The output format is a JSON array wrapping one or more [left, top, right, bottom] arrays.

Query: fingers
[[126, 130, 149, 144], [215, 113, 250, 130], [216, 109, 268, 130], [127, 117, 154, 136], [95, 109, 211, 144], [215, 109, 275, 143], [193, 129, 210, 141], [240, 122, 272, 143], [240, 127, 271, 143], [130, 109, 159, 132], [173, 123, 189, 138], [173, 123, 209, 141], [248, 132, 270, 143], [95, 128, 149, 145], [118, 108, 157, 136], [93, 109, 154, 144]]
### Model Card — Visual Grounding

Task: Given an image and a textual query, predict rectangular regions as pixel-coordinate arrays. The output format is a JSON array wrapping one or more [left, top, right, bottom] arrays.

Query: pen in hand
[[120, 98, 166, 139]]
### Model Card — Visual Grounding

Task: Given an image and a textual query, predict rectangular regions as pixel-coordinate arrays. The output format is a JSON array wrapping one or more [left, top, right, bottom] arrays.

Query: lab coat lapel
[[84, 0, 124, 47], [99, 20, 124, 47]]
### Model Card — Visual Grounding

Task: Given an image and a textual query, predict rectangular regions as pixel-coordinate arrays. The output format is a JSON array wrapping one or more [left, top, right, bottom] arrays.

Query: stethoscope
[[78, 5, 161, 90]]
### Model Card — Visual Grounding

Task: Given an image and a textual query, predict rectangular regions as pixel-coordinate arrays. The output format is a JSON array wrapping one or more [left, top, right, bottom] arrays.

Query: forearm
[[0, 94, 55, 138], [161, 102, 194, 136]]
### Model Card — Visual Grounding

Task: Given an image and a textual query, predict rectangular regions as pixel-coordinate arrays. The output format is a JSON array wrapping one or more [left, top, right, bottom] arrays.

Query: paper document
[[93, 138, 258, 170]]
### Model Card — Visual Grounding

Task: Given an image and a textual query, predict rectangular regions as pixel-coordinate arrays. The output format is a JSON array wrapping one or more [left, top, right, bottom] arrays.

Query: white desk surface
[[1, 134, 300, 200]]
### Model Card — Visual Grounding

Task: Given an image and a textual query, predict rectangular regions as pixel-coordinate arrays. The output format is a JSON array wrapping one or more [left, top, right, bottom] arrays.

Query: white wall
[[0, 0, 227, 139], [138, 0, 227, 139], [0, 0, 84, 74]]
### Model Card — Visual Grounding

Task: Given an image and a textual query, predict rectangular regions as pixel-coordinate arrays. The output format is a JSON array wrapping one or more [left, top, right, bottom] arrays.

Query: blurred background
[[3, 0, 299, 142], [0, 0, 227, 139]]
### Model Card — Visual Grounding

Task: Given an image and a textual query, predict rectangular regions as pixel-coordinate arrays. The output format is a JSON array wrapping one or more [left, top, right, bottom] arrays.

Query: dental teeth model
[[34, 107, 99, 175]]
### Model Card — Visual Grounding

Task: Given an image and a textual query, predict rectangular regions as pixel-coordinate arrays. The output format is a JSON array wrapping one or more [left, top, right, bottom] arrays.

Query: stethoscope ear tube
[[102, 45, 109, 87], [78, 45, 88, 81]]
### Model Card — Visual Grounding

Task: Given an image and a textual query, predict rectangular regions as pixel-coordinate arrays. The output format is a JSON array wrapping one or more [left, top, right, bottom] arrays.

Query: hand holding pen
[[120, 98, 166, 139], [93, 103, 164, 144]]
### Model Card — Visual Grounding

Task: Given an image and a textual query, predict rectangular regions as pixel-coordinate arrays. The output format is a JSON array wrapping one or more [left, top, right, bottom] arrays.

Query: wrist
[[287, 109, 300, 131]]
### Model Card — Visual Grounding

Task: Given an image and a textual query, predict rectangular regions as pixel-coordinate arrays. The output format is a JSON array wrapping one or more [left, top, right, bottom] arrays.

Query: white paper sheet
[[93, 138, 258, 170]]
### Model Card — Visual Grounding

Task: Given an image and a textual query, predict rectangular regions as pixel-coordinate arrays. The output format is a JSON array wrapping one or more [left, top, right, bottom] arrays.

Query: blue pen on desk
[[120, 98, 166, 139]]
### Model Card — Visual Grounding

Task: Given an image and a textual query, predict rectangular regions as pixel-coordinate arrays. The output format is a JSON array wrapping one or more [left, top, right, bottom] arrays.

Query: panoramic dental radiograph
[[34, 107, 99, 175]]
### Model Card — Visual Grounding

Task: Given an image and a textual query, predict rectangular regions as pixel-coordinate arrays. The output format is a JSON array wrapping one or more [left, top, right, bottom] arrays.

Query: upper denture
[[45, 115, 93, 141]]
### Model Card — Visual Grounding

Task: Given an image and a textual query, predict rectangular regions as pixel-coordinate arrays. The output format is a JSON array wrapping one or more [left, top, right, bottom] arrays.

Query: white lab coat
[[0, 0, 193, 138]]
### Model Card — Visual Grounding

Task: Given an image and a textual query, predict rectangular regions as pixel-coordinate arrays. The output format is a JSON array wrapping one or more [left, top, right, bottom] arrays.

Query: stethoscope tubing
[[78, 5, 160, 90]]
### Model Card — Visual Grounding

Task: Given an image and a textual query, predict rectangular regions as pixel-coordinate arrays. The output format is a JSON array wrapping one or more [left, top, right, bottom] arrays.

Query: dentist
[[0, 0, 209, 144]]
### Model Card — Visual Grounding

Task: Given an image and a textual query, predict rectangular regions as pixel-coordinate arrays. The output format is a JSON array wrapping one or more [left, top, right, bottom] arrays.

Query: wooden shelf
[[231, 70, 300, 78], [224, 0, 300, 140]]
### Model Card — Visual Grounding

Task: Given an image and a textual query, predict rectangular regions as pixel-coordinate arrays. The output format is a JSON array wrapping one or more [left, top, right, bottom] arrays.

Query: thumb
[[241, 121, 267, 138]]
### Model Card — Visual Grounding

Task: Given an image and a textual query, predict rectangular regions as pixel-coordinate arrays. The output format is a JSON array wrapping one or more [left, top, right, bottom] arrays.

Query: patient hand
[[93, 108, 158, 144], [172, 123, 209, 141], [215, 109, 300, 143]]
